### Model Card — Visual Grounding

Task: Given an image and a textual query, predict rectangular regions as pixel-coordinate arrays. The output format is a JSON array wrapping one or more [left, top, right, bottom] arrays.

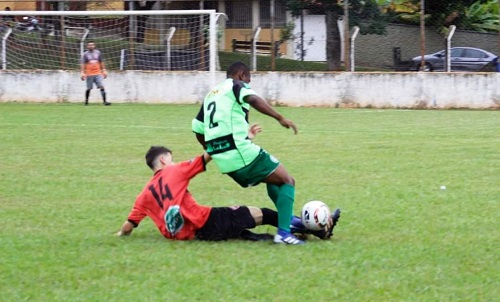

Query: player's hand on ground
[[116, 230, 130, 236], [248, 123, 262, 139], [278, 117, 298, 134]]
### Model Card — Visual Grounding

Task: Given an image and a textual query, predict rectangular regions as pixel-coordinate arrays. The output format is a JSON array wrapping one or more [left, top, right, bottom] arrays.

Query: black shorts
[[195, 206, 256, 241]]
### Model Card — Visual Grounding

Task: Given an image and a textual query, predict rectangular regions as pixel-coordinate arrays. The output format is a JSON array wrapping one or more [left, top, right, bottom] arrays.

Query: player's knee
[[283, 175, 295, 186], [276, 165, 295, 185], [247, 206, 263, 225]]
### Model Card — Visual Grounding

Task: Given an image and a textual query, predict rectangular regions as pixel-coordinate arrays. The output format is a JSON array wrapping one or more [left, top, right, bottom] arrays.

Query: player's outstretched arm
[[116, 221, 134, 236], [202, 152, 212, 164], [245, 95, 298, 134]]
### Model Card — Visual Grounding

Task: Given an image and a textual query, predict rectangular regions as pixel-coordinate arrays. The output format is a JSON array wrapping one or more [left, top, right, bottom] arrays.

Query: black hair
[[226, 62, 250, 78], [145, 146, 172, 169]]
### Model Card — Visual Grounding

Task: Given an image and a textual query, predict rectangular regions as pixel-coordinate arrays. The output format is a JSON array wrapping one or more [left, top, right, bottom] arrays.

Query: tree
[[461, 0, 499, 32], [425, 0, 476, 28], [281, 0, 386, 71], [384, 0, 499, 32], [374, 0, 421, 24]]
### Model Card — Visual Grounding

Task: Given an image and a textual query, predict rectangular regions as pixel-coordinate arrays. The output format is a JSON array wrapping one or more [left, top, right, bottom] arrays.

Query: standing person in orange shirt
[[81, 41, 111, 106]]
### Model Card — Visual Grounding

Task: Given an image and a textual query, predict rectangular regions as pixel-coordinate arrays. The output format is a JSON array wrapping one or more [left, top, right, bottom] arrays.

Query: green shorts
[[227, 149, 280, 187]]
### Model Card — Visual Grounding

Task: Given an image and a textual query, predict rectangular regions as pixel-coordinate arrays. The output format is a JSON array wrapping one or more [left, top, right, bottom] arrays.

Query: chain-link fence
[[1, 0, 499, 71]]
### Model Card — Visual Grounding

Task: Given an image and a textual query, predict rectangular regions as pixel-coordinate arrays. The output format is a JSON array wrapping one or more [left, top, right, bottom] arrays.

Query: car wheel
[[417, 62, 433, 72]]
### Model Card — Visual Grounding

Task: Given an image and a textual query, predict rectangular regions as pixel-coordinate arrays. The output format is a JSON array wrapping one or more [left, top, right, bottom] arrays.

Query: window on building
[[226, 1, 252, 28], [259, 0, 287, 28]]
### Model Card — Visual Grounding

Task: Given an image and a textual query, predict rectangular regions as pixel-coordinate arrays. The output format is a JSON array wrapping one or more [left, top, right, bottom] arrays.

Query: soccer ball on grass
[[301, 200, 330, 231]]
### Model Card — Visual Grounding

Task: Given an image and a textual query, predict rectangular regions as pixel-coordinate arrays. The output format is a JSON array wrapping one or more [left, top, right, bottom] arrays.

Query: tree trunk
[[326, 10, 342, 71]]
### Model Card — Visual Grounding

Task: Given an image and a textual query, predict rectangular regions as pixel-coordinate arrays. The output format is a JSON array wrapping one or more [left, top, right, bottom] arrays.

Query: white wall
[[293, 15, 326, 61], [290, 15, 346, 62], [0, 70, 499, 109]]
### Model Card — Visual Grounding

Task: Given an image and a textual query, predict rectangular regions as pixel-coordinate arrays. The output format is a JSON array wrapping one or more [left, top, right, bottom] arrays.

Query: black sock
[[261, 208, 278, 227], [100, 89, 106, 102], [85, 89, 90, 102]]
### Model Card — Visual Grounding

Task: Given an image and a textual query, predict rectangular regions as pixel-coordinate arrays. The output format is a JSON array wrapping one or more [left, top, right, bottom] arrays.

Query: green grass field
[[0, 103, 498, 301]]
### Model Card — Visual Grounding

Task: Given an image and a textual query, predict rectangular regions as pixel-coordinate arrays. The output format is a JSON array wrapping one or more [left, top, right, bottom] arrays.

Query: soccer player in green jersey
[[192, 62, 340, 245]]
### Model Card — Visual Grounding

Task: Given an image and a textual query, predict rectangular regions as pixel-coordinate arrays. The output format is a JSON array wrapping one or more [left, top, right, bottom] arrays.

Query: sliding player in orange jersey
[[81, 41, 111, 106], [116, 145, 277, 241]]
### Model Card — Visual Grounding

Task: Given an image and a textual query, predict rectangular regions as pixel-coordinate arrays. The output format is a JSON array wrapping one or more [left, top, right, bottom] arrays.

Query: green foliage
[[281, 0, 387, 35], [374, 0, 419, 13], [372, 0, 500, 32], [350, 0, 388, 35], [279, 22, 296, 43], [463, 0, 500, 32], [0, 103, 498, 301]]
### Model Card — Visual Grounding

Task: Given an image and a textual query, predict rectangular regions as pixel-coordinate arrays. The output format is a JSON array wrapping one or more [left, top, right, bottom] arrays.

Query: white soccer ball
[[301, 200, 331, 231]]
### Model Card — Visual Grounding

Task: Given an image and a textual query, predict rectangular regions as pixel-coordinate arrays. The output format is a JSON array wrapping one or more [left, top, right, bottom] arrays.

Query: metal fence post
[[1, 28, 12, 70], [445, 25, 456, 72], [350, 26, 359, 71]]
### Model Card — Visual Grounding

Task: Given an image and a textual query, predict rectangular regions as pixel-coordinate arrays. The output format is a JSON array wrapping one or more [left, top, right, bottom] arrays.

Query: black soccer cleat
[[103, 102, 111, 106], [315, 208, 341, 240], [290, 208, 341, 240]]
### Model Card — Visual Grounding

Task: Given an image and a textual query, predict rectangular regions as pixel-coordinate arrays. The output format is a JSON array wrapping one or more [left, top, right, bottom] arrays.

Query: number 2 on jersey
[[207, 101, 219, 128]]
